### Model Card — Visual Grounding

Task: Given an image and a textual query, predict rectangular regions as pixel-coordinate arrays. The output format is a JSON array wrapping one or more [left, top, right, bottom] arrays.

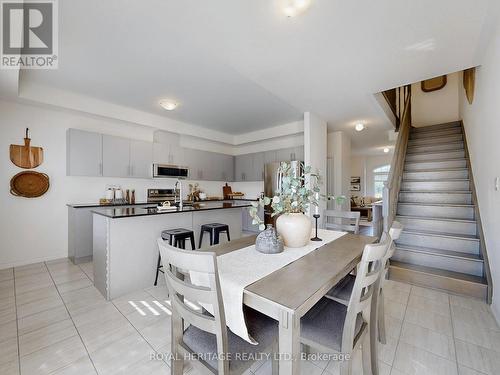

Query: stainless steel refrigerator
[[264, 160, 302, 225]]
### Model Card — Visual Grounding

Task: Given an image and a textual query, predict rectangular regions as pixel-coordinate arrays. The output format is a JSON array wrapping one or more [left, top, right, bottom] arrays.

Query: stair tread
[[402, 178, 470, 182], [401, 228, 480, 241], [395, 245, 482, 261], [403, 168, 469, 172], [389, 260, 487, 285], [399, 190, 471, 194], [405, 149, 464, 155], [405, 157, 467, 164], [396, 215, 477, 224], [397, 202, 474, 208]]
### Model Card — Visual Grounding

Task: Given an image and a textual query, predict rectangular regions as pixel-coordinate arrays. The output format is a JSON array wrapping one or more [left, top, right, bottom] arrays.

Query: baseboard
[[0, 252, 68, 270]]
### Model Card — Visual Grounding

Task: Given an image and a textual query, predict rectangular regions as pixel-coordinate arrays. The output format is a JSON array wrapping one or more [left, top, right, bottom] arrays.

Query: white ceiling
[[17, 0, 498, 151]]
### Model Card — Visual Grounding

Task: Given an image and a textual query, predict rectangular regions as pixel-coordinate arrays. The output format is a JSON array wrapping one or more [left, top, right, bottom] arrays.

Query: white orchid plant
[[249, 162, 346, 231]]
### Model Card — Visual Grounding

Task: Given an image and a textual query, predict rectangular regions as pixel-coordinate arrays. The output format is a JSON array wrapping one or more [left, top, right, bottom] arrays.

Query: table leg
[[279, 310, 300, 375]]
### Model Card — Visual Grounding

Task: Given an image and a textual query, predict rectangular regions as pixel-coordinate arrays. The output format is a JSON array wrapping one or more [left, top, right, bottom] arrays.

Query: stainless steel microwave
[[152, 164, 189, 179]]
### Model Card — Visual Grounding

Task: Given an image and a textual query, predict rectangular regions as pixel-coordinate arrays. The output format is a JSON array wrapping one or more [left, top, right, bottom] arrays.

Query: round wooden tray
[[10, 171, 50, 198]]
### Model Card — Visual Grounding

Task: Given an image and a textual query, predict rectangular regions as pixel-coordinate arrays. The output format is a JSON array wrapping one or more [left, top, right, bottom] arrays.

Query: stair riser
[[407, 142, 464, 154], [405, 159, 467, 171], [405, 150, 465, 162], [396, 233, 480, 255], [396, 216, 477, 236], [401, 180, 470, 191], [397, 204, 474, 220], [389, 265, 487, 300], [410, 128, 463, 140], [408, 134, 463, 146], [403, 170, 469, 180], [411, 122, 461, 132], [392, 249, 483, 277], [399, 192, 472, 204]]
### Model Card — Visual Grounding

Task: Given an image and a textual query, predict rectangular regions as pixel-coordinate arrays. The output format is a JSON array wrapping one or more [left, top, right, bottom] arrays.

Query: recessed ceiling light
[[355, 123, 365, 132], [383, 147, 390, 153], [159, 100, 178, 111], [283, 0, 310, 17]]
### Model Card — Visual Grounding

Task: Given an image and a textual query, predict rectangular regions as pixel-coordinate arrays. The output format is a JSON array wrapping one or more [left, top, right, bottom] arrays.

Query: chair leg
[[154, 253, 161, 286], [214, 229, 220, 245], [209, 230, 213, 246], [226, 228, 231, 242], [271, 340, 279, 375], [198, 230, 204, 249], [362, 331, 374, 375], [190, 234, 195, 250], [171, 312, 184, 375], [378, 289, 387, 344]]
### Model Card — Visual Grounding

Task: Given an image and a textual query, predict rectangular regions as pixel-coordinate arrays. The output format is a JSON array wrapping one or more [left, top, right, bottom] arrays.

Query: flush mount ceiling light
[[383, 147, 390, 153], [283, 0, 311, 17], [355, 123, 365, 132], [159, 100, 178, 111]]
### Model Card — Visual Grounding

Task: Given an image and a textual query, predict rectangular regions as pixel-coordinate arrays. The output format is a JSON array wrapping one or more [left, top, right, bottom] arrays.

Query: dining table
[[199, 230, 378, 375]]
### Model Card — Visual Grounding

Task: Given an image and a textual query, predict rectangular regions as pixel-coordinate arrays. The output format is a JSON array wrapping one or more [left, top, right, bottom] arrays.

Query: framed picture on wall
[[351, 176, 361, 184], [350, 184, 361, 191]]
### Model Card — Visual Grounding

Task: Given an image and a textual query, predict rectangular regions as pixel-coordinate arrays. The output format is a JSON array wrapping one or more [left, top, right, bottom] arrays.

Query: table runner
[[190, 229, 346, 343]]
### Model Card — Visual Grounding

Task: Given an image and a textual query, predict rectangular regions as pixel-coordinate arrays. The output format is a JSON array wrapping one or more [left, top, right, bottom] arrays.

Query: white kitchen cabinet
[[66, 129, 103, 176], [130, 140, 153, 178], [102, 135, 131, 177], [294, 145, 304, 161], [169, 144, 186, 166], [153, 143, 169, 164], [252, 152, 265, 181], [234, 154, 254, 181], [222, 154, 234, 181], [264, 150, 277, 164]]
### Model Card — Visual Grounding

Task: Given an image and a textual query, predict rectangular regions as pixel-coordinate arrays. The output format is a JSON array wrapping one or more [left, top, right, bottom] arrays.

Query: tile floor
[[0, 258, 498, 375]]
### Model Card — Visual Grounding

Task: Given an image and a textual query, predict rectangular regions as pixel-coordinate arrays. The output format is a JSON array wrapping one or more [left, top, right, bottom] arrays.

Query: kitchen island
[[92, 200, 253, 300]]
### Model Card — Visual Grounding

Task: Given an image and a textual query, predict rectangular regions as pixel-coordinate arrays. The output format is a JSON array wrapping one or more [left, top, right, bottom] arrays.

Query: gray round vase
[[255, 224, 284, 254]]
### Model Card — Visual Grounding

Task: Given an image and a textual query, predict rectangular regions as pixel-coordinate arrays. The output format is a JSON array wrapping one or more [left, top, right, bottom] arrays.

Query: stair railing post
[[382, 182, 390, 233]]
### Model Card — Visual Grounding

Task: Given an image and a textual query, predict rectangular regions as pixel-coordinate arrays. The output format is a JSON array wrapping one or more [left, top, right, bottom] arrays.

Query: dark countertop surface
[[68, 198, 258, 209], [91, 200, 254, 218]]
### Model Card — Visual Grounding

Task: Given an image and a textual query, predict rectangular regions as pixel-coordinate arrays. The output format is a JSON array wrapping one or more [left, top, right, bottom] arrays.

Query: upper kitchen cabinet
[[252, 152, 265, 181], [234, 153, 255, 181], [130, 140, 153, 178], [153, 143, 185, 166], [264, 150, 277, 164], [292, 146, 304, 161], [222, 154, 234, 181], [102, 135, 131, 177], [66, 129, 103, 176]]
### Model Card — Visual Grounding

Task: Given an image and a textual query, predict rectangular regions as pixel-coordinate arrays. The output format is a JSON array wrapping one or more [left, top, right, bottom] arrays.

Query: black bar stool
[[198, 223, 231, 248], [154, 228, 195, 286]]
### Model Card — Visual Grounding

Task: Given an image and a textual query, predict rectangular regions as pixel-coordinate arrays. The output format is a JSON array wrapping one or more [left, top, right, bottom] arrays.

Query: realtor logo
[[1, 0, 58, 69]]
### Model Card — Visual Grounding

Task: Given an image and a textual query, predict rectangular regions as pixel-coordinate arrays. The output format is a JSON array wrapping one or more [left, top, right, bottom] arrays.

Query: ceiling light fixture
[[159, 100, 178, 111], [283, 0, 311, 17], [355, 123, 365, 132], [383, 147, 390, 153]]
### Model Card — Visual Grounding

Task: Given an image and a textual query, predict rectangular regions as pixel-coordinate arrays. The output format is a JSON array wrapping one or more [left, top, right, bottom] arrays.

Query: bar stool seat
[[155, 228, 195, 286], [199, 223, 230, 248]]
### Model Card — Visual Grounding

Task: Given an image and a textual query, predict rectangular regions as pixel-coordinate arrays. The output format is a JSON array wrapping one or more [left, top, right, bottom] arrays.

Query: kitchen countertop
[[67, 198, 258, 209], [91, 200, 254, 218]]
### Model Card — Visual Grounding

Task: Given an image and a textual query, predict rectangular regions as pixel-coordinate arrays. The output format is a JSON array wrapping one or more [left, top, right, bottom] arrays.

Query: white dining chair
[[323, 210, 361, 234], [300, 234, 391, 375], [157, 239, 279, 375]]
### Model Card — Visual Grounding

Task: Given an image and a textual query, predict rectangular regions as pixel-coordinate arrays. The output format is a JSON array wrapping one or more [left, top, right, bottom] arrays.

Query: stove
[[147, 188, 179, 203]]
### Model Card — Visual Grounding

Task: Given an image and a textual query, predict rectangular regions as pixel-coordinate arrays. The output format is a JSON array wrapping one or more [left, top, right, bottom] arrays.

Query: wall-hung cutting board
[[10, 171, 50, 198], [10, 128, 44, 169]]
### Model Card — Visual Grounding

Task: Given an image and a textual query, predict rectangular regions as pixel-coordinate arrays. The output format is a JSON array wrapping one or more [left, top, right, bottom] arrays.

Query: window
[[373, 164, 390, 198]]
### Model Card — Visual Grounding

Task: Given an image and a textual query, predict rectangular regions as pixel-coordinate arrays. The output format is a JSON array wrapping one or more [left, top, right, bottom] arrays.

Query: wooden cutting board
[[10, 128, 44, 169]]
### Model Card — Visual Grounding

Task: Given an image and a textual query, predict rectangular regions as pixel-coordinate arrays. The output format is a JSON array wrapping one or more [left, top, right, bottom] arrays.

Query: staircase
[[389, 121, 489, 300]]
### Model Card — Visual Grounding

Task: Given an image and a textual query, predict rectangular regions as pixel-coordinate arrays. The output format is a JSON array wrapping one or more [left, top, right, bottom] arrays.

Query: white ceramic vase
[[275, 213, 312, 248]]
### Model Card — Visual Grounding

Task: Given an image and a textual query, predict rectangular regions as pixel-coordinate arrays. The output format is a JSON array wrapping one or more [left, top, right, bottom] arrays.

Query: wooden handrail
[[383, 86, 412, 232]]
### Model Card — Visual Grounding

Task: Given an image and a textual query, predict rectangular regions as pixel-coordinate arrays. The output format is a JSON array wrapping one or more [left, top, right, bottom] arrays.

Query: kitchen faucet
[[175, 179, 183, 210]]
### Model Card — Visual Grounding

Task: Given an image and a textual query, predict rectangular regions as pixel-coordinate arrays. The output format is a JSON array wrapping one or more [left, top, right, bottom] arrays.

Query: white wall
[[304, 112, 327, 217], [411, 72, 460, 127], [0, 100, 262, 269], [458, 24, 500, 319]]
